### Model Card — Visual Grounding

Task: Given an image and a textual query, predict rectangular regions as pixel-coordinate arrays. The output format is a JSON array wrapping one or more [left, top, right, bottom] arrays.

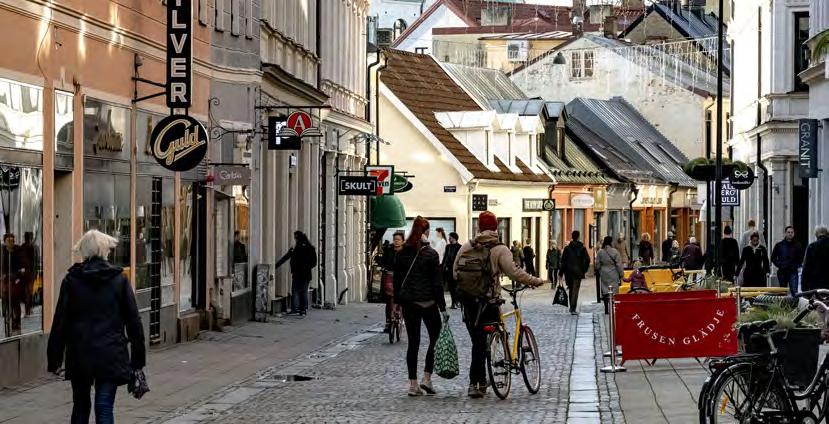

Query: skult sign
[[338, 176, 377, 196], [151, 115, 208, 172], [167, 0, 192, 108]]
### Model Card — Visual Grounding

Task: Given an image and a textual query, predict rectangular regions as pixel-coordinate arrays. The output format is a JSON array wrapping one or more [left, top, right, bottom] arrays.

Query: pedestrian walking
[[596, 236, 624, 314], [559, 231, 591, 315], [453, 211, 544, 398], [719, 226, 740, 282], [47, 230, 146, 424], [613, 233, 630, 268], [670, 239, 681, 262], [393, 216, 447, 397], [383, 232, 404, 332], [275, 231, 317, 316], [546, 240, 561, 289], [770, 226, 804, 295], [737, 232, 770, 286], [682, 237, 705, 271], [442, 232, 461, 309], [522, 239, 537, 277], [1, 233, 22, 336], [802, 226, 829, 291], [638, 233, 654, 265], [432, 227, 448, 264], [511, 241, 524, 269], [739, 219, 766, 250], [661, 232, 675, 263]]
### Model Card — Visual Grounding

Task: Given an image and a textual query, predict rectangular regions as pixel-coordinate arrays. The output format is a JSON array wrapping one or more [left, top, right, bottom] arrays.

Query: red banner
[[615, 292, 737, 360]]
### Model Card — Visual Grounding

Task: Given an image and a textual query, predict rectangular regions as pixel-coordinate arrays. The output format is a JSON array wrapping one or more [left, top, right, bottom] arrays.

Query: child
[[624, 261, 649, 292]]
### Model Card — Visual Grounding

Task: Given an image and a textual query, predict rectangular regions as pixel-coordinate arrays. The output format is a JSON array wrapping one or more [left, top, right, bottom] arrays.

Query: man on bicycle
[[453, 211, 545, 398]]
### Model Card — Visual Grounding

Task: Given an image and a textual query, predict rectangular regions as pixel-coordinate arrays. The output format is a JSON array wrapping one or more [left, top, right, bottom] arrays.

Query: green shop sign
[[392, 174, 413, 193]]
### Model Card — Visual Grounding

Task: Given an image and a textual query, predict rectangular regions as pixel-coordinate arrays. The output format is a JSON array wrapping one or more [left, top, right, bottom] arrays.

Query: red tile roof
[[381, 49, 551, 183]]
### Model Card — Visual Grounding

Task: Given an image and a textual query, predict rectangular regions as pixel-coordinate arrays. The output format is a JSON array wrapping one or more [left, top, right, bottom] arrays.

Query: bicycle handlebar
[[795, 289, 829, 299]]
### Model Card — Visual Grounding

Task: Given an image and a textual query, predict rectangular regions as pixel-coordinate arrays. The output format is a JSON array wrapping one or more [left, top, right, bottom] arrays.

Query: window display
[[0, 78, 43, 151], [55, 91, 73, 154], [179, 183, 194, 312]]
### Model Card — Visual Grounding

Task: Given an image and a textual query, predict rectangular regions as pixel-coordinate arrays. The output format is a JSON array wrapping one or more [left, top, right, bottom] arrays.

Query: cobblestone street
[[155, 290, 620, 424]]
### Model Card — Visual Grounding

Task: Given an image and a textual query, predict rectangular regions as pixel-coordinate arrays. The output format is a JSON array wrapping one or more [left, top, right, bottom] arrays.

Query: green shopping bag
[[434, 317, 459, 379]]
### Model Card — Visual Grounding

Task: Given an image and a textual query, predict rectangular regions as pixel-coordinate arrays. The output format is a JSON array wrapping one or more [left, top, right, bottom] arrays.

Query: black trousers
[[402, 303, 442, 380], [444, 273, 459, 307], [565, 278, 581, 313], [462, 298, 501, 385]]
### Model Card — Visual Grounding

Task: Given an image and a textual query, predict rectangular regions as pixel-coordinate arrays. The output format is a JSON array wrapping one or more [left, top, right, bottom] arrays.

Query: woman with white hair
[[47, 230, 146, 424], [802, 225, 829, 292]]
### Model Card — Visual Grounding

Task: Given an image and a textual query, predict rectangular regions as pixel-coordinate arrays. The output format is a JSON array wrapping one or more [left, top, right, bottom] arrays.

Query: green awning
[[371, 195, 406, 228]]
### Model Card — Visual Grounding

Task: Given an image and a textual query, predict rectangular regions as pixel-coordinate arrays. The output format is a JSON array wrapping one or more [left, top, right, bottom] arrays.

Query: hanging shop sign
[[593, 188, 607, 212], [472, 194, 488, 212], [729, 167, 755, 190], [720, 181, 740, 207], [570, 193, 595, 209], [365, 165, 395, 196], [166, 0, 192, 108], [522, 198, 556, 212], [150, 115, 208, 172], [392, 174, 413, 194], [277, 111, 323, 138], [212, 165, 251, 186], [799, 119, 819, 179], [268, 116, 300, 150], [338, 176, 378, 196]]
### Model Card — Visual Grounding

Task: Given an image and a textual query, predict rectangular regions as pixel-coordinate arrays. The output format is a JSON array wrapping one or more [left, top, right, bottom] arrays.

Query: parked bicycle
[[699, 288, 829, 423], [484, 284, 541, 400]]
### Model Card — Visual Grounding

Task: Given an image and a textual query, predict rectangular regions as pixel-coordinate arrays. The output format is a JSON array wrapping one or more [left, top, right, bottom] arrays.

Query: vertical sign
[[720, 180, 739, 206], [365, 165, 395, 196], [799, 119, 818, 178], [167, 0, 192, 108]]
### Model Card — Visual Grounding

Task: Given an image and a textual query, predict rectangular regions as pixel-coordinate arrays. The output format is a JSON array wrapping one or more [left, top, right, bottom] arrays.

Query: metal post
[[601, 290, 626, 373], [713, 0, 725, 277]]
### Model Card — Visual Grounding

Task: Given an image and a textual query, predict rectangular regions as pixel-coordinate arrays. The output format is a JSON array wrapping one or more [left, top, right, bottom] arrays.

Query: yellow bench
[[725, 287, 788, 298]]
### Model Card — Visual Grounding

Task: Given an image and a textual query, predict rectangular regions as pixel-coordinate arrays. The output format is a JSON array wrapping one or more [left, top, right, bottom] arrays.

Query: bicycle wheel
[[706, 363, 789, 423], [486, 331, 512, 400], [519, 325, 541, 394]]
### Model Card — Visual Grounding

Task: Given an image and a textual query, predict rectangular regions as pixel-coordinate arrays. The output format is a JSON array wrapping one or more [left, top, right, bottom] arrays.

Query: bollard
[[601, 290, 626, 373], [735, 284, 742, 314]]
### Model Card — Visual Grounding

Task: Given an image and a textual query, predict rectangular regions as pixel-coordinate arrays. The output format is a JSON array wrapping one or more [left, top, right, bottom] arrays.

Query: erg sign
[[167, 0, 192, 108]]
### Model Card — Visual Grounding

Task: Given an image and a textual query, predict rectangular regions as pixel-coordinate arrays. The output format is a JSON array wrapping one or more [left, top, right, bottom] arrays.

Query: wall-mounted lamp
[[553, 52, 566, 65]]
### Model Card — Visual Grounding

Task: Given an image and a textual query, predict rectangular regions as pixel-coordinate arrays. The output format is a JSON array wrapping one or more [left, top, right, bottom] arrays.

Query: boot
[[602, 294, 609, 315]]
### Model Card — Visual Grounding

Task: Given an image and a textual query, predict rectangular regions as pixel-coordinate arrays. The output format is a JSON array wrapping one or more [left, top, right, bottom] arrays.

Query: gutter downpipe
[[629, 184, 639, 261], [316, 0, 322, 89], [667, 181, 679, 238], [375, 58, 388, 164]]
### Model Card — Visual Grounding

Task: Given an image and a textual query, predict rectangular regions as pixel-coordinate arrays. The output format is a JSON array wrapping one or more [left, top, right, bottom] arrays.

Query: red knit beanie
[[478, 211, 498, 232]]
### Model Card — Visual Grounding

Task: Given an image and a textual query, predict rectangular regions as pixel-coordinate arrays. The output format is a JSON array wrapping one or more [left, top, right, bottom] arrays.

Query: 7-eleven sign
[[365, 165, 395, 196]]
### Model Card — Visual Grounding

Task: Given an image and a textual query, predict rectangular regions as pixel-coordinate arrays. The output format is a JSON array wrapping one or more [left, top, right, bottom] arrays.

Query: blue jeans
[[71, 378, 117, 424], [291, 278, 310, 314], [779, 272, 799, 296]]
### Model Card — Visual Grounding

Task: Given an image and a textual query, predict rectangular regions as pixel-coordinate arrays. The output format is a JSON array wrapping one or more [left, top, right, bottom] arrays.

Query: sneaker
[[408, 386, 424, 397], [420, 381, 436, 395], [478, 381, 488, 395], [467, 383, 483, 398]]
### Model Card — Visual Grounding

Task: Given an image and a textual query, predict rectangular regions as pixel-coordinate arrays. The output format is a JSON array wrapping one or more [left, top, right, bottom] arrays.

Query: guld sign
[[166, 0, 192, 108], [150, 115, 208, 172], [799, 119, 818, 178]]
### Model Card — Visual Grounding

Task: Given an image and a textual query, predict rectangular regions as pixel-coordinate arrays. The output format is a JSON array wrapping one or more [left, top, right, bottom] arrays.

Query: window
[[393, 19, 407, 40], [215, 0, 226, 32], [82, 98, 130, 161], [0, 78, 43, 151], [794, 12, 810, 91], [497, 218, 510, 245], [521, 217, 532, 246], [726, 112, 732, 140], [551, 210, 562, 247], [0, 167, 43, 340], [573, 209, 585, 235], [55, 90, 73, 154], [569, 51, 594, 80], [83, 173, 131, 269], [180, 183, 194, 312]]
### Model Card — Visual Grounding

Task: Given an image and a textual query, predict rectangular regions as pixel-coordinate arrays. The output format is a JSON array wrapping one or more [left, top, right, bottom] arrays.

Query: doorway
[[793, 178, 809, 248]]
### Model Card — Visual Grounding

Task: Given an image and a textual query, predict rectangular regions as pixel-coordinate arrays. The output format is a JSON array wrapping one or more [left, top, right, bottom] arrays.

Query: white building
[[728, 0, 812, 247], [805, 1, 829, 235], [369, 0, 435, 43]]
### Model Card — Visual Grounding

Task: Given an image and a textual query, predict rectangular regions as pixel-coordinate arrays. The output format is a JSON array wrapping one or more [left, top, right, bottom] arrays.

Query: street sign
[[720, 181, 739, 206], [443, 186, 457, 193], [166, 0, 192, 108], [472, 194, 488, 211], [365, 165, 395, 196], [268, 116, 301, 150], [150, 115, 208, 172], [338, 176, 377, 196], [729, 167, 754, 190], [799, 119, 819, 178]]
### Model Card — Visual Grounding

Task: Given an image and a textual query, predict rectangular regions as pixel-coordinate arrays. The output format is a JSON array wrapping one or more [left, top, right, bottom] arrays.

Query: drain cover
[[269, 374, 316, 382]]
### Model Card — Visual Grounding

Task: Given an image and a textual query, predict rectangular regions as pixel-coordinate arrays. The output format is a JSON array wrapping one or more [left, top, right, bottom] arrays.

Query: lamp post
[[714, 0, 725, 277]]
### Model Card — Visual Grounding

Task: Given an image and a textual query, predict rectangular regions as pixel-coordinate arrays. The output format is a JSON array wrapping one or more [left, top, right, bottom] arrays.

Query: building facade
[[805, 1, 829, 236]]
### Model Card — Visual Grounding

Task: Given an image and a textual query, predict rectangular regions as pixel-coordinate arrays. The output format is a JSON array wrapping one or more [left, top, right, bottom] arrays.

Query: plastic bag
[[434, 318, 459, 379], [553, 285, 569, 308]]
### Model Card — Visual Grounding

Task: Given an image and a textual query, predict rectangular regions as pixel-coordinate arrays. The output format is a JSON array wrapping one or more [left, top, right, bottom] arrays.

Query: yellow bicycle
[[483, 284, 541, 399]]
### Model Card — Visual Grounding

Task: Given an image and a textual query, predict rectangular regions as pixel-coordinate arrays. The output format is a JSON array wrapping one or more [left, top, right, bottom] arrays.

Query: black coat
[[393, 242, 445, 309], [661, 239, 674, 262], [803, 236, 829, 291], [47, 257, 146, 385], [738, 245, 770, 286], [276, 243, 317, 282], [770, 239, 804, 276], [719, 237, 740, 280], [638, 241, 654, 264], [559, 240, 590, 281], [442, 243, 461, 276]]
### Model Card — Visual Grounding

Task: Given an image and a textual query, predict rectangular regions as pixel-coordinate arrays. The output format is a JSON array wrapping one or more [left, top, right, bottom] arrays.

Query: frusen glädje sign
[[799, 119, 818, 178], [614, 290, 737, 361], [166, 0, 192, 108], [151, 115, 208, 172]]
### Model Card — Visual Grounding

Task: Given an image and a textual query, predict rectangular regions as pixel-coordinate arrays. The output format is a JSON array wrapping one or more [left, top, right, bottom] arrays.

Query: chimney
[[621, 0, 644, 8], [571, 15, 584, 37], [687, 0, 706, 18], [604, 16, 618, 38], [572, 0, 586, 18]]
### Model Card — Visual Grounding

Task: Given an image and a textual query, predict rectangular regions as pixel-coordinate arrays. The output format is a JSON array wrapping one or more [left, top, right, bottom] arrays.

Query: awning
[[371, 195, 406, 229]]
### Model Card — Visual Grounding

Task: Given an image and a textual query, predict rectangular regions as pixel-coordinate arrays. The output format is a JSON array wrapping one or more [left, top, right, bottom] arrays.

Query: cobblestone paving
[[196, 291, 588, 423], [594, 313, 626, 424]]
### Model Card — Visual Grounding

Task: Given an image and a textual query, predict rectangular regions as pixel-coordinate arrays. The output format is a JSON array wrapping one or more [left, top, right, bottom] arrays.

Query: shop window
[[794, 12, 810, 92], [551, 210, 562, 247], [83, 98, 130, 161], [0, 78, 43, 151], [83, 173, 131, 270], [0, 167, 43, 340], [55, 91, 73, 154], [521, 217, 532, 246], [573, 209, 585, 235], [180, 183, 194, 312], [161, 181, 176, 306]]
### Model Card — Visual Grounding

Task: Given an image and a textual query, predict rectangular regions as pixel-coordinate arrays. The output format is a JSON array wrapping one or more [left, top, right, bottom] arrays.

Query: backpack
[[455, 241, 500, 299]]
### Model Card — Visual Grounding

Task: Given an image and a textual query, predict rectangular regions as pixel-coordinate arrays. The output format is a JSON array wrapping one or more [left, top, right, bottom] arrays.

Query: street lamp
[[553, 52, 566, 65]]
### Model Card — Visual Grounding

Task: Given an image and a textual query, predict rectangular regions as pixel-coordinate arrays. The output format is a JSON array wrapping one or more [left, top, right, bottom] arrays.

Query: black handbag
[[128, 369, 150, 400], [553, 285, 569, 308]]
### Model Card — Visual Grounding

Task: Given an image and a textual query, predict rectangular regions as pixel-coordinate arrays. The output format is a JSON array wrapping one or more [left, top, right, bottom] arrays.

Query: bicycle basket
[[745, 328, 821, 389]]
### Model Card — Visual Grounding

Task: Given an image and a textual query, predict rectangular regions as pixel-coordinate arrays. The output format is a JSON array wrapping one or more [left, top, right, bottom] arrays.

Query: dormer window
[[393, 19, 407, 39], [481, 6, 511, 26]]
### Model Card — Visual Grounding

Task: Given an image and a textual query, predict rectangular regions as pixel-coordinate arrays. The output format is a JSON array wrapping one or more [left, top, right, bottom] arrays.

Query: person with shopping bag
[[433, 315, 459, 380]]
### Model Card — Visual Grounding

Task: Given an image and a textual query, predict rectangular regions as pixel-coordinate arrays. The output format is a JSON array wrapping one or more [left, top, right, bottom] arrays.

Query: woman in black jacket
[[737, 232, 770, 286], [47, 230, 146, 424], [394, 216, 447, 397]]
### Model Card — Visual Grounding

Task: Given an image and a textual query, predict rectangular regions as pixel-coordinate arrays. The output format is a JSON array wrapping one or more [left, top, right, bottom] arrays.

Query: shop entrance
[[793, 178, 810, 248]]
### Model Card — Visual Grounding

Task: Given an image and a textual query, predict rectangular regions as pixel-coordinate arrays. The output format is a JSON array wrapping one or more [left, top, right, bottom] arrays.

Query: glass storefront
[[179, 184, 194, 312], [573, 209, 585, 235], [0, 167, 43, 340], [54, 91, 73, 154], [0, 78, 43, 151], [551, 209, 562, 247]]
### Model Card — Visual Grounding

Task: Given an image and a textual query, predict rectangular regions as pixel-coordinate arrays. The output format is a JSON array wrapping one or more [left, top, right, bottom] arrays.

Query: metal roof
[[565, 97, 696, 187], [488, 99, 565, 119], [440, 62, 527, 107], [479, 31, 572, 41]]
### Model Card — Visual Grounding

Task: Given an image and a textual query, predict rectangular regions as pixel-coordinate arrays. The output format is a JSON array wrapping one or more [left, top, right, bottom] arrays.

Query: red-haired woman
[[393, 216, 448, 397]]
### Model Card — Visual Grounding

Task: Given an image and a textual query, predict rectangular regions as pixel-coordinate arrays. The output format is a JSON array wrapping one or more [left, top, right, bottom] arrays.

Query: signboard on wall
[[212, 165, 251, 186], [150, 115, 208, 172], [472, 194, 488, 212], [720, 181, 739, 206], [570, 193, 595, 209], [338, 176, 377, 196], [799, 119, 818, 178], [365, 165, 395, 196], [522, 198, 556, 212], [268, 116, 301, 150], [166, 0, 192, 108]]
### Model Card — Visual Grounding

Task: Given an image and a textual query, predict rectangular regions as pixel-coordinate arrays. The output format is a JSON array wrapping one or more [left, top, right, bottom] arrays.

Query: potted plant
[[682, 157, 749, 181]]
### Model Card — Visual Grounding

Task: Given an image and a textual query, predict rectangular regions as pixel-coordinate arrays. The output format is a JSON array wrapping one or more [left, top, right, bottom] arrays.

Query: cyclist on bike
[[453, 211, 545, 399]]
